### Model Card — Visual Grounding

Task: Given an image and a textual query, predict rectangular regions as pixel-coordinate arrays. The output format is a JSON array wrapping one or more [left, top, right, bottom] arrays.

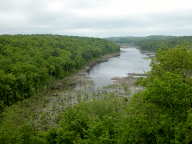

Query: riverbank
[[84, 52, 120, 73], [50, 52, 120, 90], [0, 51, 121, 132]]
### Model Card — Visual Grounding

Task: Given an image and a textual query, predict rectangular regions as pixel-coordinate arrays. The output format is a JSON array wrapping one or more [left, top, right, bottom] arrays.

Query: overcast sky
[[1, 0, 192, 37]]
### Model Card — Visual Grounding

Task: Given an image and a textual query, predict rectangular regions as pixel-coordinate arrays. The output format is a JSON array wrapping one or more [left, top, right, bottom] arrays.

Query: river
[[88, 47, 151, 89]]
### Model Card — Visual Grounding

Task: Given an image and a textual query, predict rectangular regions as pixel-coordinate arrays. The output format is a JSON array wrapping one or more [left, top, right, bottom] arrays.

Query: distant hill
[[107, 35, 192, 51]]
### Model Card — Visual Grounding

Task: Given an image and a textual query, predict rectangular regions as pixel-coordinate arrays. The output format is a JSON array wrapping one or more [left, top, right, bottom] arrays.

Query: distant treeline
[[0, 35, 119, 108], [108, 35, 192, 51]]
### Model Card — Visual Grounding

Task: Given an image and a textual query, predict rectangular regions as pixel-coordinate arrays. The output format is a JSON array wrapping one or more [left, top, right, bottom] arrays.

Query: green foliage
[[136, 47, 192, 143], [0, 116, 46, 144], [44, 46, 192, 144], [152, 47, 192, 75], [2, 38, 192, 143], [0, 35, 119, 108], [45, 96, 126, 144]]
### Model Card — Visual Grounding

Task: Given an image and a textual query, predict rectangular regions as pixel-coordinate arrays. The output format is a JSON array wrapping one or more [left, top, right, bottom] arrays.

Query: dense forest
[[108, 35, 192, 51], [48, 47, 192, 144], [1, 39, 192, 143], [0, 35, 119, 109], [1, 35, 192, 144]]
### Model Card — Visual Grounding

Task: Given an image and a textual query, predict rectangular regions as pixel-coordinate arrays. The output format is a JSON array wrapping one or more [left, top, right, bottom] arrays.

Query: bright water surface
[[88, 47, 151, 88]]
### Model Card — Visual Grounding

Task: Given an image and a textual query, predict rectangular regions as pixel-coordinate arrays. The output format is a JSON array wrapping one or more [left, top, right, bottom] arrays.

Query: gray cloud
[[0, 0, 192, 37]]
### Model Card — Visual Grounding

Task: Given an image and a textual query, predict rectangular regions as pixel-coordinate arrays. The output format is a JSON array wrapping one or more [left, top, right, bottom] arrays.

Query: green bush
[[45, 96, 127, 144]]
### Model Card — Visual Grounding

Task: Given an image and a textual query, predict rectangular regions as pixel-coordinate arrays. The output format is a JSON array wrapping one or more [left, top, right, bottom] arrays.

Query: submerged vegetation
[[44, 47, 192, 144], [1, 35, 192, 144], [38, 47, 192, 144], [0, 35, 119, 108]]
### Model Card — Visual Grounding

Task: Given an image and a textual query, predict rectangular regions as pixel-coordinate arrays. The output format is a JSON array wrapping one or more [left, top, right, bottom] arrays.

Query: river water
[[88, 47, 151, 89]]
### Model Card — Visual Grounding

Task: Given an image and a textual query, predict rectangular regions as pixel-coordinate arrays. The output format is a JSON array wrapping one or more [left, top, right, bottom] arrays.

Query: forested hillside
[[1, 35, 192, 144], [2, 43, 192, 144], [0, 35, 119, 108], [108, 36, 192, 51]]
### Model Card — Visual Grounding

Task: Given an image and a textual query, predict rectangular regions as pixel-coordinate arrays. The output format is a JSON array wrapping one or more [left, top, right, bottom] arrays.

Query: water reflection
[[88, 47, 151, 88]]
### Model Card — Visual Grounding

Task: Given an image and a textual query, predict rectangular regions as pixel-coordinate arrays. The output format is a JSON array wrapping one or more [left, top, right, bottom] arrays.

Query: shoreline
[[85, 52, 120, 73], [51, 51, 120, 90], [0, 51, 121, 131]]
